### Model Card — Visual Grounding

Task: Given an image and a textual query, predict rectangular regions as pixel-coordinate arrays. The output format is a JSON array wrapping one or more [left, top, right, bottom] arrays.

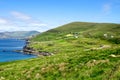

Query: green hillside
[[0, 22, 120, 80], [32, 22, 120, 43]]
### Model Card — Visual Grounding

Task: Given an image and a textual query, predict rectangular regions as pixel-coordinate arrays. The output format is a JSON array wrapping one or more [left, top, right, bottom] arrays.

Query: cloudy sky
[[0, 0, 120, 32]]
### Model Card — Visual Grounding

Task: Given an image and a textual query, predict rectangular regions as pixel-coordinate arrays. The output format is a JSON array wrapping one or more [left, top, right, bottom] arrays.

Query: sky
[[0, 0, 120, 32]]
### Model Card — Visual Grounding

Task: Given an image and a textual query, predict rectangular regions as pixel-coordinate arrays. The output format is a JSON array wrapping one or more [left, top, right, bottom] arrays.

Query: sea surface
[[0, 39, 36, 62]]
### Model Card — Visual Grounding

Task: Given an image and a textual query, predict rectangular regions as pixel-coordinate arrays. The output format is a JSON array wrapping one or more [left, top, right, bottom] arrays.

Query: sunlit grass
[[0, 22, 120, 80]]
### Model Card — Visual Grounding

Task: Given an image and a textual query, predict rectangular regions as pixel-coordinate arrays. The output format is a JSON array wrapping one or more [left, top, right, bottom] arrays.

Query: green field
[[0, 22, 120, 80]]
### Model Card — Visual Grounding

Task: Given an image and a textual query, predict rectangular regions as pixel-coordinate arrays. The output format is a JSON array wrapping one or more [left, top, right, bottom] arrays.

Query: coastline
[[23, 40, 52, 56]]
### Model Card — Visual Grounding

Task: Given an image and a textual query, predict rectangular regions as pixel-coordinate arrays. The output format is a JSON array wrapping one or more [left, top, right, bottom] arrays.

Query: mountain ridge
[[0, 31, 40, 39]]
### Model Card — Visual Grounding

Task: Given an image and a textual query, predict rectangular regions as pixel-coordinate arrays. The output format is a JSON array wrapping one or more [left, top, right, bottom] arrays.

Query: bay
[[0, 39, 36, 62]]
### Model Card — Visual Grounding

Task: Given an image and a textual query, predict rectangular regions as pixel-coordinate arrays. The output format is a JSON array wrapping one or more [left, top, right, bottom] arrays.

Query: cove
[[0, 39, 36, 62]]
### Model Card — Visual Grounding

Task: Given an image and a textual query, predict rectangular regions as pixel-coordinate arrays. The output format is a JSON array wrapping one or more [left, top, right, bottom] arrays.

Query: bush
[[108, 37, 120, 44], [47, 43, 54, 46]]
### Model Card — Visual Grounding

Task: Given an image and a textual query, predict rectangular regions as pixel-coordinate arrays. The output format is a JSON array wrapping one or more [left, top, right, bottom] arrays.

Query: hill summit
[[32, 22, 120, 43]]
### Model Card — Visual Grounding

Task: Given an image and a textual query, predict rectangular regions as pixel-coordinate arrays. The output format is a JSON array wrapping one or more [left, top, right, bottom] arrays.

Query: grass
[[0, 22, 120, 80]]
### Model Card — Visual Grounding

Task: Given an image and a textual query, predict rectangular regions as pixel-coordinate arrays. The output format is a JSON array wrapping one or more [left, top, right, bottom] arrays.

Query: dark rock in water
[[2, 50, 7, 52], [23, 46, 34, 53], [23, 45, 51, 56], [13, 50, 23, 53]]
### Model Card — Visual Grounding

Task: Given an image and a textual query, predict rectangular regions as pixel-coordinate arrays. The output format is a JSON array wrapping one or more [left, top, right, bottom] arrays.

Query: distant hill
[[0, 31, 40, 39]]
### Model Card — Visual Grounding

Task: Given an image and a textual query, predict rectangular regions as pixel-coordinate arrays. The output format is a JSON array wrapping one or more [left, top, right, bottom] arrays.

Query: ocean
[[0, 39, 36, 62]]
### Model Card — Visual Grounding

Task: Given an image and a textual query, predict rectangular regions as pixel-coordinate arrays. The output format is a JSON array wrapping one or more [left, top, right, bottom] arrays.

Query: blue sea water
[[0, 39, 36, 62]]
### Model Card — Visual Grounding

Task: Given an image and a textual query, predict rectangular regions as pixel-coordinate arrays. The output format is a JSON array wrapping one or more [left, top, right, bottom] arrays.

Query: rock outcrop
[[23, 45, 51, 56]]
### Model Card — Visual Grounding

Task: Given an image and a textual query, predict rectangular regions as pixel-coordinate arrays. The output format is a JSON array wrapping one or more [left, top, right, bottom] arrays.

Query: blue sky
[[0, 0, 120, 32]]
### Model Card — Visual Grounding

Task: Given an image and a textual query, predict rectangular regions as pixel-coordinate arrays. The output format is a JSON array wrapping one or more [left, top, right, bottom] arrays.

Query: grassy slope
[[32, 22, 120, 42], [0, 22, 120, 80]]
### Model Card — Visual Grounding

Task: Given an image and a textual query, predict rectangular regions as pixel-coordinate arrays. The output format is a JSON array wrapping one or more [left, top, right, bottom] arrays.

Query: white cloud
[[92, 3, 112, 20], [11, 11, 47, 27], [29, 21, 47, 27], [0, 18, 8, 24], [11, 11, 31, 20], [103, 3, 111, 14], [30, 23, 46, 26], [0, 11, 48, 32]]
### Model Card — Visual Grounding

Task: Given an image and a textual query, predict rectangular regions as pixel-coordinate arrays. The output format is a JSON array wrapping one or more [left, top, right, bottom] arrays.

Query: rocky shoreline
[[0, 39, 52, 56], [23, 40, 52, 56]]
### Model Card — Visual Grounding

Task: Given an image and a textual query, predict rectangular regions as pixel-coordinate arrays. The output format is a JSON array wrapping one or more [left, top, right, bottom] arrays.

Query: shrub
[[108, 37, 120, 44]]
